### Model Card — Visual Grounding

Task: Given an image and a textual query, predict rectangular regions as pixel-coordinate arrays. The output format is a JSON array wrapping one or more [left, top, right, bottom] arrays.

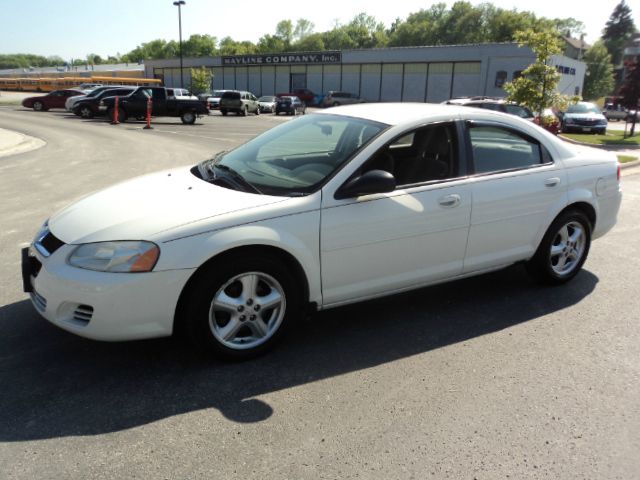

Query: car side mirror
[[335, 170, 396, 200]]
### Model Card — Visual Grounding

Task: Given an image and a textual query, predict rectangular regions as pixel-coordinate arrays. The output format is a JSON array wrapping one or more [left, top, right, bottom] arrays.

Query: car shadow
[[0, 265, 598, 441]]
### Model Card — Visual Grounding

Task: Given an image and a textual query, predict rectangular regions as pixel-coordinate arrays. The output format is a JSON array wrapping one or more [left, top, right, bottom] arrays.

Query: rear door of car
[[320, 121, 473, 306], [462, 121, 567, 273]]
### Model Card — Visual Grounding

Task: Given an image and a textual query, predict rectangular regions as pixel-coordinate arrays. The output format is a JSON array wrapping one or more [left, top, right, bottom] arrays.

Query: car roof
[[315, 102, 576, 157], [314, 102, 473, 125]]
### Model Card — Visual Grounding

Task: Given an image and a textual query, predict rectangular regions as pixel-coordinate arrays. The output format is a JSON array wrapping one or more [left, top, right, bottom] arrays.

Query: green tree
[[275, 20, 294, 49], [582, 41, 615, 100], [46, 55, 65, 66], [190, 66, 213, 94], [86, 53, 103, 65], [256, 34, 286, 53], [293, 33, 325, 52], [504, 29, 574, 120], [603, 0, 637, 65], [293, 19, 314, 42], [182, 34, 218, 57], [218, 37, 256, 55]]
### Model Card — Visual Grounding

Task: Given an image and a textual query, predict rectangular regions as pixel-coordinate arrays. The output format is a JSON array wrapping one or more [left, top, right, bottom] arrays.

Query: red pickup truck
[[276, 88, 315, 104]]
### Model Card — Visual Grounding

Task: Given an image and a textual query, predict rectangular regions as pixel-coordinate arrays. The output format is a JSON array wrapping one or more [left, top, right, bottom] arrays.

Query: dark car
[[275, 96, 306, 115], [22, 89, 84, 111], [560, 102, 608, 134], [73, 87, 136, 118]]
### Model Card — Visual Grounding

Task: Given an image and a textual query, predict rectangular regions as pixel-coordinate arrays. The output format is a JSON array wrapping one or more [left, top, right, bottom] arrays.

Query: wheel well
[[562, 202, 596, 230], [172, 245, 310, 334]]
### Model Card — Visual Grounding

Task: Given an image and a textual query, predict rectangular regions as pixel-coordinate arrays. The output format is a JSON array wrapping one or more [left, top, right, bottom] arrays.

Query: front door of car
[[50, 91, 66, 108], [462, 122, 567, 273], [320, 122, 472, 306]]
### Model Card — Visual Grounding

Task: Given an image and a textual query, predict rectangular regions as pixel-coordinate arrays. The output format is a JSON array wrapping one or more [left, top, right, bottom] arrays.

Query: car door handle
[[544, 177, 561, 187], [438, 194, 461, 208]]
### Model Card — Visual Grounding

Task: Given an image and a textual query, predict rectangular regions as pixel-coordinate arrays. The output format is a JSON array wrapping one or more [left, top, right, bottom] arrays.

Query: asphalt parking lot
[[0, 105, 639, 479]]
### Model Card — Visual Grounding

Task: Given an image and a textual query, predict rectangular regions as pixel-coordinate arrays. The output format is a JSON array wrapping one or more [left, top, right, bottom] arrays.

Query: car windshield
[[566, 103, 601, 114], [199, 114, 387, 196], [259, 96, 275, 102]]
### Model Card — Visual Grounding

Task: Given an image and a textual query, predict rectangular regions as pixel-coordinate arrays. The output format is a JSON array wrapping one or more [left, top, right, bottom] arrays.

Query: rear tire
[[526, 209, 591, 285], [33, 101, 44, 112], [181, 111, 196, 125], [181, 255, 303, 360], [221, 109, 228, 116]]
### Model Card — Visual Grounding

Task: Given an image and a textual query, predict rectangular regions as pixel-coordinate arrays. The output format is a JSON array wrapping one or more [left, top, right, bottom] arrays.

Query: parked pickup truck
[[99, 86, 209, 124], [603, 103, 639, 122]]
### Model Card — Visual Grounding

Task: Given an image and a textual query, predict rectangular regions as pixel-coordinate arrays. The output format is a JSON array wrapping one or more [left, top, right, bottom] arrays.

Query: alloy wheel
[[209, 271, 286, 350], [549, 221, 586, 276]]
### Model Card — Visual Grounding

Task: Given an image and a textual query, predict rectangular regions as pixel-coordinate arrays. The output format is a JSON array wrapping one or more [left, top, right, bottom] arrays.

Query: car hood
[[564, 112, 607, 121], [49, 166, 290, 244]]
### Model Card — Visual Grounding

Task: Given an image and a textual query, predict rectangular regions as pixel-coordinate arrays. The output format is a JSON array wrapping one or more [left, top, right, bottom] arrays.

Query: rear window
[[222, 91, 241, 100]]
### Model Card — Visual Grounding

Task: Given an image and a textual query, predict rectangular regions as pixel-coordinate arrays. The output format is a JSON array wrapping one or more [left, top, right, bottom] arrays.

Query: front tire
[[526, 210, 591, 284], [182, 256, 303, 360], [79, 105, 93, 118], [221, 109, 228, 116], [33, 101, 44, 111]]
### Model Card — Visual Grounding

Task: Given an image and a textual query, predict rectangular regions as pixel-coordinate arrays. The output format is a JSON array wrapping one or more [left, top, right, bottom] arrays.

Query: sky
[[0, 0, 638, 60]]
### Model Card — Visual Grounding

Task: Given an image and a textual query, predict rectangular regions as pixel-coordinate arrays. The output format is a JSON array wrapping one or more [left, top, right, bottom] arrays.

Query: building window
[[513, 70, 523, 80], [495, 70, 507, 88], [574, 86, 580, 96]]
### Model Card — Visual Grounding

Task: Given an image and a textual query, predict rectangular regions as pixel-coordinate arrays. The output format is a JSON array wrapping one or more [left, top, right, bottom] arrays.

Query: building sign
[[222, 52, 341, 66]]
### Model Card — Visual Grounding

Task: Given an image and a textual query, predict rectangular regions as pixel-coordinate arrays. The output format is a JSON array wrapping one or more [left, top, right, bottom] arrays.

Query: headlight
[[68, 241, 160, 273], [33, 219, 49, 242], [599, 119, 608, 125]]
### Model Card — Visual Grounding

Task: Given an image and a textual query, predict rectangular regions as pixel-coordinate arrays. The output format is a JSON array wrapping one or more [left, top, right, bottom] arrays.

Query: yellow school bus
[[0, 76, 162, 92]]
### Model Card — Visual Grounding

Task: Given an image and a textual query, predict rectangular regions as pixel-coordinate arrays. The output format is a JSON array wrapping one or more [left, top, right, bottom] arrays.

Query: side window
[[504, 105, 531, 118], [363, 123, 459, 187], [472, 102, 502, 112], [469, 125, 546, 174]]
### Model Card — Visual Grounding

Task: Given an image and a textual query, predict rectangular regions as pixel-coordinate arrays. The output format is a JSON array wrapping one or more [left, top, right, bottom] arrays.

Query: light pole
[[173, 0, 186, 88]]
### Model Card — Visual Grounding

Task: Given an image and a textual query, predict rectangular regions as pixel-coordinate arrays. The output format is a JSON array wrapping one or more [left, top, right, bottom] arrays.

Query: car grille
[[572, 118, 601, 126], [72, 305, 94, 325], [36, 231, 65, 257], [30, 290, 47, 313]]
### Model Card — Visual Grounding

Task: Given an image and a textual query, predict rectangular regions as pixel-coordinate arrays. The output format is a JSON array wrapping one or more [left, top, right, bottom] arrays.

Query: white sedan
[[22, 104, 622, 359]]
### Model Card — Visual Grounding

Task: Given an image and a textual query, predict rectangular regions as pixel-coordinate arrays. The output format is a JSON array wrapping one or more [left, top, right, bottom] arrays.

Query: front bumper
[[563, 123, 607, 134], [22, 244, 195, 341]]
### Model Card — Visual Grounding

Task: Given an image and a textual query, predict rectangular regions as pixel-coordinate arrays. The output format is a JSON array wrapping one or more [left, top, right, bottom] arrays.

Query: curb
[[0, 128, 46, 158], [621, 160, 640, 171], [559, 134, 640, 151]]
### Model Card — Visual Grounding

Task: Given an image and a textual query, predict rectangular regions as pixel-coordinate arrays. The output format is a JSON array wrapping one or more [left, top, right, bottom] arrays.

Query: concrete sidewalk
[[0, 127, 45, 158]]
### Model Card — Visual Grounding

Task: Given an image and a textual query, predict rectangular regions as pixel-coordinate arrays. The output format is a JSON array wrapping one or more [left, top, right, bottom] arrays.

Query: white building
[[146, 43, 585, 102]]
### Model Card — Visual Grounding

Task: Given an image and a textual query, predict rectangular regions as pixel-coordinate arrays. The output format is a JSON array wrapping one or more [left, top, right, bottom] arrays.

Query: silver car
[[322, 91, 365, 107], [258, 95, 277, 113]]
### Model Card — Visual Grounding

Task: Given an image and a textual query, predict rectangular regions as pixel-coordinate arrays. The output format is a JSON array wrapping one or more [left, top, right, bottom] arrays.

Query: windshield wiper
[[198, 151, 227, 179], [213, 164, 263, 194]]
